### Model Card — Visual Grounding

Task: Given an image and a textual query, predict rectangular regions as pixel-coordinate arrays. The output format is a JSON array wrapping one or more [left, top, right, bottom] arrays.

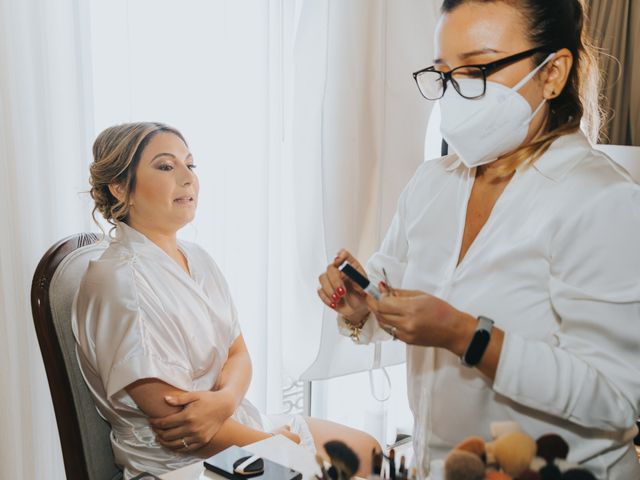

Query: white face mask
[[439, 53, 555, 168]]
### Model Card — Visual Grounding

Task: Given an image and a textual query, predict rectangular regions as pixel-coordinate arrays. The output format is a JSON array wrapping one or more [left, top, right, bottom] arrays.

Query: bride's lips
[[173, 195, 195, 204]]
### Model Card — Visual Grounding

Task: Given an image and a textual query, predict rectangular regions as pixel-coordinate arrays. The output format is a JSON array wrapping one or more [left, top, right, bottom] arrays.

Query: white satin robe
[[72, 223, 311, 479], [338, 131, 640, 479]]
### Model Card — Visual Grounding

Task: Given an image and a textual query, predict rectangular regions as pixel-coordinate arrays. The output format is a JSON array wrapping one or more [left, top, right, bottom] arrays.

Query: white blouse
[[72, 223, 263, 478], [339, 131, 640, 479]]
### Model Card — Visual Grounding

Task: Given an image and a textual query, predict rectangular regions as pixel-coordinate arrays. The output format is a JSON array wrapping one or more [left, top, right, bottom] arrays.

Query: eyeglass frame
[[412, 46, 554, 100]]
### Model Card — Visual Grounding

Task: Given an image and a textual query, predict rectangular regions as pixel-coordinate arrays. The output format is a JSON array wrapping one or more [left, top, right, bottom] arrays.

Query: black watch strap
[[461, 316, 494, 367]]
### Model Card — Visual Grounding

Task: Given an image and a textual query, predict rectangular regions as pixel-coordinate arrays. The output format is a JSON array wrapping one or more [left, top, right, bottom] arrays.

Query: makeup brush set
[[313, 422, 602, 480], [443, 422, 598, 480], [315, 441, 415, 480]]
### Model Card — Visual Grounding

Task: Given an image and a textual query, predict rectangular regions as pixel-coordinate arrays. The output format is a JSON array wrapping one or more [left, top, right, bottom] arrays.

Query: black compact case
[[204, 445, 302, 480]]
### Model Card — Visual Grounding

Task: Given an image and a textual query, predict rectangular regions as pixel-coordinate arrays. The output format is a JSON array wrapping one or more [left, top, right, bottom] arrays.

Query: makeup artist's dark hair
[[441, 0, 602, 174], [89, 122, 187, 229]]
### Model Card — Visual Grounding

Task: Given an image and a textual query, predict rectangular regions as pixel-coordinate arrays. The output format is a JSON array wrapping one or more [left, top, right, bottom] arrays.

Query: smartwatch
[[461, 316, 494, 367]]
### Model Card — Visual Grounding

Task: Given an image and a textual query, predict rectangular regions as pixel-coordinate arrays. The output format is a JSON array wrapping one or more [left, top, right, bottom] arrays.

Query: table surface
[[160, 435, 323, 480], [160, 437, 640, 479], [158, 434, 442, 480]]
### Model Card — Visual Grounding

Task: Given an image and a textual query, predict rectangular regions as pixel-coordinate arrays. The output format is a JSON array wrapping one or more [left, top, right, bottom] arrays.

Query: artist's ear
[[542, 48, 572, 99], [108, 183, 126, 203]]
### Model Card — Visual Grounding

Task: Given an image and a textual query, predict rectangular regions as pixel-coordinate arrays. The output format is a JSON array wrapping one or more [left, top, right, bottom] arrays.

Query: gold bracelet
[[343, 317, 365, 343]]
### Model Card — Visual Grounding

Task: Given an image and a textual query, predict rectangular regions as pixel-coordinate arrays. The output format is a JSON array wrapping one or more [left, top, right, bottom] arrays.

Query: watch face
[[464, 329, 491, 366]]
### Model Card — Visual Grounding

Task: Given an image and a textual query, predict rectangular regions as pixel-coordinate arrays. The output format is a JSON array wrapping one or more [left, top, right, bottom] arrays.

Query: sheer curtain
[[298, 0, 440, 379], [293, 0, 440, 442], [88, 0, 305, 415], [0, 0, 94, 478]]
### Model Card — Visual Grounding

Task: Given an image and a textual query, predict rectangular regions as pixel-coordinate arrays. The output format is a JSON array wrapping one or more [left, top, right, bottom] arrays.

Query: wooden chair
[[31, 233, 122, 480]]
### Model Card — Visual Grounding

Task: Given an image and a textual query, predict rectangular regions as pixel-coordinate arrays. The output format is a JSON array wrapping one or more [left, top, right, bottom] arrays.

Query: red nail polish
[[337, 286, 345, 296], [330, 303, 337, 309], [379, 281, 387, 289], [331, 293, 339, 301]]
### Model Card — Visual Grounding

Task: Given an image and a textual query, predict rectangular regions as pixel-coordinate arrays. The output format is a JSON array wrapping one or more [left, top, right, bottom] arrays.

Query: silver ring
[[390, 326, 397, 340], [182, 438, 188, 449]]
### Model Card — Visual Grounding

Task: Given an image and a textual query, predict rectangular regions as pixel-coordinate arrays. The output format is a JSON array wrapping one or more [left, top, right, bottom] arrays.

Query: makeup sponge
[[490, 421, 522, 439], [539, 463, 562, 480], [561, 469, 596, 480], [536, 434, 569, 464], [445, 450, 485, 480], [455, 436, 486, 460], [492, 432, 537, 478], [323, 440, 359, 480]]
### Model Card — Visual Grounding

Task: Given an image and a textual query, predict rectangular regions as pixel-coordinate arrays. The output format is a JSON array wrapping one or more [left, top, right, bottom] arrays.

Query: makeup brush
[[398, 455, 407, 479], [562, 469, 596, 480], [444, 450, 485, 480], [389, 448, 397, 480], [369, 448, 382, 479], [315, 453, 329, 480], [381, 268, 397, 296], [536, 434, 569, 465], [324, 440, 360, 480]]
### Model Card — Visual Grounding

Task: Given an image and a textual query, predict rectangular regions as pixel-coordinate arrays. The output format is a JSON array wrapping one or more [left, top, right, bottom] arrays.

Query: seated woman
[[72, 122, 378, 479]]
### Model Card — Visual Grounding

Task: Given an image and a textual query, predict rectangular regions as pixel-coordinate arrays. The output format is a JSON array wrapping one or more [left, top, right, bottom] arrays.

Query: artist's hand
[[367, 285, 475, 353], [271, 425, 301, 444], [150, 390, 235, 452], [317, 249, 370, 325]]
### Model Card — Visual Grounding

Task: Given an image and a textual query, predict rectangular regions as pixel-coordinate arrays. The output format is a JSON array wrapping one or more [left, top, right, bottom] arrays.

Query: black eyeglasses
[[412, 46, 552, 100]]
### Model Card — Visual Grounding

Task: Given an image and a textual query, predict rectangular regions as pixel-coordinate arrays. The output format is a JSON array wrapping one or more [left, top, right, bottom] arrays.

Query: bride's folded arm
[[126, 377, 272, 457]]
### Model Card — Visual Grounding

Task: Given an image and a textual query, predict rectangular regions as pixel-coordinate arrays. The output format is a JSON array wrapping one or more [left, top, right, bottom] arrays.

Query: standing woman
[[318, 1, 640, 478]]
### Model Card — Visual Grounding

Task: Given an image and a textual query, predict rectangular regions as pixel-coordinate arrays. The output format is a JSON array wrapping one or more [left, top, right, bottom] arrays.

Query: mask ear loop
[[512, 52, 556, 92], [513, 52, 556, 122], [368, 366, 392, 402], [528, 97, 548, 122], [369, 342, 392, 402]]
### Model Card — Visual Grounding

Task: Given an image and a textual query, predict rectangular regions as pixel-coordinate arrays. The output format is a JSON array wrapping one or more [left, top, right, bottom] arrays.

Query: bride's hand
[[149, 390, 234, 452], [271, 425, 301, 444]]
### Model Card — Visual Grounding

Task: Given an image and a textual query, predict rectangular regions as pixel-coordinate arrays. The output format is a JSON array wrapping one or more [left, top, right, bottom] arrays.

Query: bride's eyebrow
[[150, 152, 193, 164], [150, 153, 176, 163]]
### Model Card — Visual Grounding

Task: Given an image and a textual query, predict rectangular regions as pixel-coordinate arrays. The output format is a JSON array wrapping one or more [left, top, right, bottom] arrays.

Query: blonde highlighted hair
[[89, 122, 186, 228]]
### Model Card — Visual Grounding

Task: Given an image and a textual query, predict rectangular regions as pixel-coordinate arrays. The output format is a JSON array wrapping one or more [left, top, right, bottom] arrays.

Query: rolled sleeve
[[98, 301, 194, 403], [107, 353, 192, 401]]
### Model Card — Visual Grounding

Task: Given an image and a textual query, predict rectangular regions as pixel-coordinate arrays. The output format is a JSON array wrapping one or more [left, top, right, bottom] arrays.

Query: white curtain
[[296, 0, 440, 383], [88, 0, 303, 415], [290, 1, 440, 443], [0, 0, 95, 478]]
